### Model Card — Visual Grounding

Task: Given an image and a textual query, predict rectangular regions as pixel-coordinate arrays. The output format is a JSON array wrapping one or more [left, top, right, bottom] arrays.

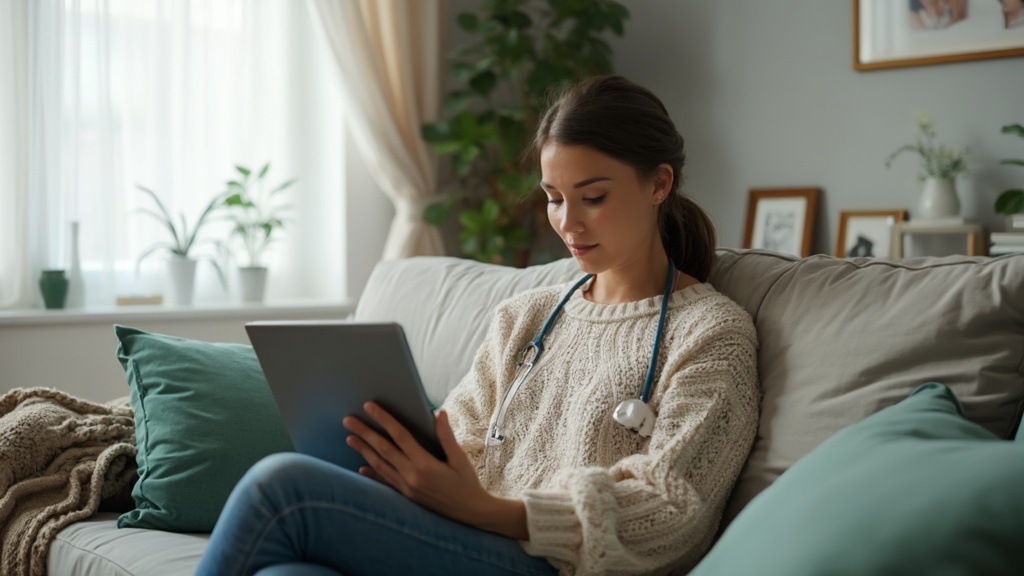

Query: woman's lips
[[569, 244, 597, 256]]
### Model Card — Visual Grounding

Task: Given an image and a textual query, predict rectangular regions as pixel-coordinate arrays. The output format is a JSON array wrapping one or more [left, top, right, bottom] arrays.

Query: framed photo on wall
[[835, 209, 908, 258], [743, 188, 820, 258], [853, 0, 1024, 70]]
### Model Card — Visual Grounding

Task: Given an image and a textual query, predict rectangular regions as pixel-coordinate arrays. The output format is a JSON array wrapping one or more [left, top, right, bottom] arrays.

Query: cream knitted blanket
[[0, 388, 137, 576]]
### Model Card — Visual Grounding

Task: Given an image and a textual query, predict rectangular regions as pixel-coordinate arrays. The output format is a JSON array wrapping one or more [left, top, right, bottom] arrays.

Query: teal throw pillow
[[115, 325, 293, 532], [692, 382, 1024, 576]]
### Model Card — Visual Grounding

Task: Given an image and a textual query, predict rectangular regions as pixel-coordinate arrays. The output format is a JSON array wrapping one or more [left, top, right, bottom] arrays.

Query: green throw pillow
[[115, 325, 293, 532], [693, 382, 1024, 576]]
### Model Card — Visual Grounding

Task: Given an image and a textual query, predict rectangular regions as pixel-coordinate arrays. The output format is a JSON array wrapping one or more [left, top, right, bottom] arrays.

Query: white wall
[[610, 0, 1024, 255], [0, 304, 354, 402]]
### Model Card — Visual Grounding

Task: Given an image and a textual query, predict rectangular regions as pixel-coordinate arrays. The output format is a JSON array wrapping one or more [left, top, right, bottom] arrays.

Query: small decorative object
[[993, 123, 1024, 227], [65, 220, 85, 308], [38, 269, 69, 309], [221, 163, 295, 303], [835, 209, 907, 258], [134, 184, 226, 306], [885, 114, 968, 221], [743, 188, 821, 258]]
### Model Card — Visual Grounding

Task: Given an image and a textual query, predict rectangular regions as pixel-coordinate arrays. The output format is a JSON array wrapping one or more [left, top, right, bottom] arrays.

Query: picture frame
[[743, 188, 820, 258], [835, 209, 908, 258], [853, 0, 1024, 71]]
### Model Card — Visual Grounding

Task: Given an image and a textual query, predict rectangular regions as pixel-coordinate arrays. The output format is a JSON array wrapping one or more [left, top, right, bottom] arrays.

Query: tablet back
[[245, 321, 443, 471]]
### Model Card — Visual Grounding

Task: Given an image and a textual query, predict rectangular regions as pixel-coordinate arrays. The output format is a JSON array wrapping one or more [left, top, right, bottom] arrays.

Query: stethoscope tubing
[[486, 258, 676, 446]]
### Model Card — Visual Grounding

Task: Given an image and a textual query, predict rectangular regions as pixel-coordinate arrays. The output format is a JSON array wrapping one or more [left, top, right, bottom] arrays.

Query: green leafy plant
[[134, 184, 226, 286], [993, 124, 1024, 215], [421, 0, 629, 265], [222, 163, 296, 267], [885, 114, 968, 180]]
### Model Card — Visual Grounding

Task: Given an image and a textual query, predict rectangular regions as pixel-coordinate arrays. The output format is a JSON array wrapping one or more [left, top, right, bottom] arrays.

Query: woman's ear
[[651, 163, 674, 205]]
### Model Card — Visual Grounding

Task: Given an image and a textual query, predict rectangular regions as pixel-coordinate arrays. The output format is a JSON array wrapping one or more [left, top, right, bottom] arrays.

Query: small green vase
[[39, 269, 69, 309]]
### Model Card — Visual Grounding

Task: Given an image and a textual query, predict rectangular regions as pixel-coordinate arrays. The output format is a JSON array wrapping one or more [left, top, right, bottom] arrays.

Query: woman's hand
[[343, 403, 529, 540]]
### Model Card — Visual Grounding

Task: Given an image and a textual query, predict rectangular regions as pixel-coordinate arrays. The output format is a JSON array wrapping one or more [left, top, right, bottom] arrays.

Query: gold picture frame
[[743, 188, 820, 258], [835, 209, 908, 257], [853, 0, 1024, 71]]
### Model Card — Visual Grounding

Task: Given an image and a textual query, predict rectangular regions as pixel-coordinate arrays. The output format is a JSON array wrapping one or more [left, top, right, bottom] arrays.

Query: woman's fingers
[[345, 432, 404, 489], [361, 402, 433, 464]]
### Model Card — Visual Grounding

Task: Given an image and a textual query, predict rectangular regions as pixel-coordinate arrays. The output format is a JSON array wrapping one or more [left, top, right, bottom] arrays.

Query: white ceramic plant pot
[[166, 256, 198, 306], [238, 266, 268, 303], [917, 177, 960, 220]]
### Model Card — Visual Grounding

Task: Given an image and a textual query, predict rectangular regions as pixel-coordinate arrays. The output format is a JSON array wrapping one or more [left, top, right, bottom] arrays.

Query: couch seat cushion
[[49, 514, 206, 576]]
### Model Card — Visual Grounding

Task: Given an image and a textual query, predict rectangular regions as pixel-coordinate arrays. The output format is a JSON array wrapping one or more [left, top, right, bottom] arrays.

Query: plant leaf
[[258, 163, 270, 179], [1001, 124, 1024, 138], [995, 189, 1024, 214], [136, 185, 183, 249]]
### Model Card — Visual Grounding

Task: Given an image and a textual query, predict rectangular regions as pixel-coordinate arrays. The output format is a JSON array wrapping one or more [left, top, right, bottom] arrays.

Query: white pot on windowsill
[[166, 256, 198, 306], [238, 266, 268, 303]]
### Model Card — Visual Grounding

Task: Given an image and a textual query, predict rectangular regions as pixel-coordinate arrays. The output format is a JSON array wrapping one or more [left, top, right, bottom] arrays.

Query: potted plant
[[421, 0, 630, 266], [885, 113, 969, 221], [221, 163, 296, 303], [134, 185, 226, 306], [993, 123, 1024, 228]]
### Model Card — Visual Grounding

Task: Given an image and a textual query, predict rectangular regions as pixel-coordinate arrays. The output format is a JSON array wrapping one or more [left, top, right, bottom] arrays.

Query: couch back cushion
[[713, 250, 1024, 525], [355, 251, 1024, 523], [354, 256, 581, 404]]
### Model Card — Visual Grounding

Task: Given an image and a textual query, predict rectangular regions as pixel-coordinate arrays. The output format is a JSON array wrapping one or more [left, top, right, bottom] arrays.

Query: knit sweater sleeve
[[441, 295, 534, 468], [520, 313, 760, 575]]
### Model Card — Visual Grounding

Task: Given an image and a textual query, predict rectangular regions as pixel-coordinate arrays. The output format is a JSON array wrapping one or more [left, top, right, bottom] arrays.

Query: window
[[24, 0, 345, 307]]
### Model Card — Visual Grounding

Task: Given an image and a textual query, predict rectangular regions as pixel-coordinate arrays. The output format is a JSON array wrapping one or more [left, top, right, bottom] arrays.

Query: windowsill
[[0, 299, 356, 326]]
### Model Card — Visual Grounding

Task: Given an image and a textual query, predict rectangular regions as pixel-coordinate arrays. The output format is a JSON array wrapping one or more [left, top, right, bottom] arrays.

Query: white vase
[[238, 266, 268, 303], [917, 177, 961, 220], [65, 221, 85, 308], [166, 257, 198, 306]]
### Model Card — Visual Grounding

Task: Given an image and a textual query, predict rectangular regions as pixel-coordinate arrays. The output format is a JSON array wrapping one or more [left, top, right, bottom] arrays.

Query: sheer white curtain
[[8, 0, 345, 309], [311, 0, 446, 259], [0, 0, 30, 308]]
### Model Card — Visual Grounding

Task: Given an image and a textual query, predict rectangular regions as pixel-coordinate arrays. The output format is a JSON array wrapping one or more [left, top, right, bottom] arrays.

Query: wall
[[610, 0, 1024, 256], [0, 304, 354, 402]]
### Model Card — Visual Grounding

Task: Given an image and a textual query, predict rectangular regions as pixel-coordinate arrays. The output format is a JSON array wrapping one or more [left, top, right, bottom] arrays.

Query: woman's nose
[[559, 203, 583, 234]]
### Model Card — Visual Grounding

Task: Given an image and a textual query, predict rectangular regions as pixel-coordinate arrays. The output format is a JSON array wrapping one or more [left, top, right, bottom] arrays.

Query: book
[[990, 232, 1024, 245]]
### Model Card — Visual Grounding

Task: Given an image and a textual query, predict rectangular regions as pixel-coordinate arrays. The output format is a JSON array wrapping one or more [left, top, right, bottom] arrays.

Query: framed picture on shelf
[[835, 209, 908, 258], [743, 188, 820, 258], [853, 0, 1024, 71]]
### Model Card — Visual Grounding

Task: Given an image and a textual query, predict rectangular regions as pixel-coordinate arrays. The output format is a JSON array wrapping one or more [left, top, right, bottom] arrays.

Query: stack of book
[[990, 232, 1024, 256]]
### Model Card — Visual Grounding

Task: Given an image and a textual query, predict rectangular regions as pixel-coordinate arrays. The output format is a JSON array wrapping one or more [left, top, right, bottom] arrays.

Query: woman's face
[[539, 142, 671, 274]]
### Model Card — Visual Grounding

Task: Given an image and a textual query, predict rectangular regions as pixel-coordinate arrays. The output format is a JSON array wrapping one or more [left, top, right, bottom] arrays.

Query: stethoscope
[[486, 258, 676, 446]]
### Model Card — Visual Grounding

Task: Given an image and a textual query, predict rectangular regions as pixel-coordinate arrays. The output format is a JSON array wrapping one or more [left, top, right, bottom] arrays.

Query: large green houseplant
[[421, 0, 629, 266]]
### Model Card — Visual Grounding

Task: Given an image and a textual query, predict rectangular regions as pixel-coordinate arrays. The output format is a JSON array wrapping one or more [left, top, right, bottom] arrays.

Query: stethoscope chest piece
[[612, 398, 656, 437]]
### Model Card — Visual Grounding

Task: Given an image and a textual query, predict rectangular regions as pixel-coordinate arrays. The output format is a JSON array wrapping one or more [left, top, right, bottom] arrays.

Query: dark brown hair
[[532, 75, 717, 282]]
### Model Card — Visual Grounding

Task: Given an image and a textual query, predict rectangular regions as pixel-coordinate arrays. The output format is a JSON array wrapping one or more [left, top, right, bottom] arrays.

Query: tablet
[[245, 321, 444, 471]]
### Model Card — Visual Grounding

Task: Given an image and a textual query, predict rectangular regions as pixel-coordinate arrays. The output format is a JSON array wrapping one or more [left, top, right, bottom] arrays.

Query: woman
[[196, 75, 759, 576]]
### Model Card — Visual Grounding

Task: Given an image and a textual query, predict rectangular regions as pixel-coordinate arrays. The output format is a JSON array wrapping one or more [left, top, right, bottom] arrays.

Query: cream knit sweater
[[443, 281, 760, 576]]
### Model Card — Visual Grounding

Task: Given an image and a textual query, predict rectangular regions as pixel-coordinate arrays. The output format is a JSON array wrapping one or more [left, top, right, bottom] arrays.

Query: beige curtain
[[311, 0, 447, 259]]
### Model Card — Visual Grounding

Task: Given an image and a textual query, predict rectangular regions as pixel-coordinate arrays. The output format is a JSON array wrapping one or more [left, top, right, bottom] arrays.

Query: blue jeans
[[195, 453, 558, 576]]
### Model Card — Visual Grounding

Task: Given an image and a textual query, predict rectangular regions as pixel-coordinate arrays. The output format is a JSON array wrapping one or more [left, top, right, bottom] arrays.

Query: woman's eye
[[584, 195, 606, 205], [547, 198, 563, 205]]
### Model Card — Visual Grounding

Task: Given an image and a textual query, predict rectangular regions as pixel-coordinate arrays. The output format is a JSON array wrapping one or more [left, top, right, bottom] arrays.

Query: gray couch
[[47, 249, 1024, 574]]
